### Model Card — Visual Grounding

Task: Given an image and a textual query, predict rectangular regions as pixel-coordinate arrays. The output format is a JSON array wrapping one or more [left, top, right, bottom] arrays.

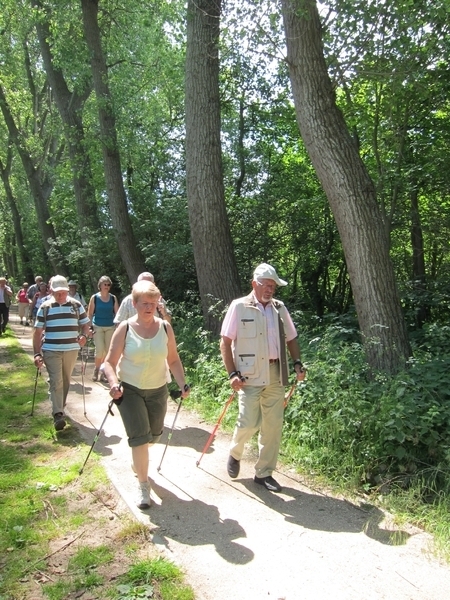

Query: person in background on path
[[68, 280, 87, 309], [33, 275, 90, 431], [4, 274, 14, 293], [220, 263, 306, 493], [104, 280, 189, 510], [27, 275, 43, 324], [0, 276, 13, 335], [114, 272, 172, 325], [16, 282, 31, 325], [30, 282, 49, 321], [87, 275, 119, 382]]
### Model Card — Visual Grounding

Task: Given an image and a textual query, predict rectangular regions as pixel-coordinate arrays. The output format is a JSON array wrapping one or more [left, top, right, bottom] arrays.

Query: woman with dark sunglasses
[[87, 276, 119, 381]]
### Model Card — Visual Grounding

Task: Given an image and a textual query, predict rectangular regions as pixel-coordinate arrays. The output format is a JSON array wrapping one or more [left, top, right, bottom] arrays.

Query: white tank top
[[118, 320, 168, 389]]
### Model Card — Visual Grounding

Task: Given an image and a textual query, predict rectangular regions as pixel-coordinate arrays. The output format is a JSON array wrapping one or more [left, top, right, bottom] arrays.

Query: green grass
[[0, 332, 195, 600], [110, 558, 195, 600]]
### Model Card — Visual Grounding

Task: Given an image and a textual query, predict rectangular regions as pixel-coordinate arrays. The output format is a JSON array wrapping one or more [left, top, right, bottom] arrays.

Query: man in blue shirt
[[33, 275, 91, 431]]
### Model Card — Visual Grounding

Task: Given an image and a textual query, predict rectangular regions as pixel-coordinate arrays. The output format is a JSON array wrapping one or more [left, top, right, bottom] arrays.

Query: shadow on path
[[145, 477, 254, 565], [239, 477, 411, 545]]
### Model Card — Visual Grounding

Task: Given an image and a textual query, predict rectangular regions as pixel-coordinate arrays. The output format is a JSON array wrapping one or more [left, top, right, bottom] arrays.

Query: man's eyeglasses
[[256, 281, 276, 291]]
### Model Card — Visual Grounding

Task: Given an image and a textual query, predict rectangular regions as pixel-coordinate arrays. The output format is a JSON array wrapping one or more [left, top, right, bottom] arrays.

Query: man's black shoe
[[227, 455, 240, 479], [254, 475, 282, 492]]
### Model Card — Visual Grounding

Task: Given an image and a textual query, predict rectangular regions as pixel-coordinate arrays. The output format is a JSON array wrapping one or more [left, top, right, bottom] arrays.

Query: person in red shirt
[[16, 283, 31, 325]]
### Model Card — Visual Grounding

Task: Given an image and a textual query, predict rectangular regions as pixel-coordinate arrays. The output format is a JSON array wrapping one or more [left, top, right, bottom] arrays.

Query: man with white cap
[[220, 263, 305, 492], [33, 275, 91, 431]]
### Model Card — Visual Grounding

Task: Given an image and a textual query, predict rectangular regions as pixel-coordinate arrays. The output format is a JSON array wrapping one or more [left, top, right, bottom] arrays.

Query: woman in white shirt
[[103, 280, 189, 510]]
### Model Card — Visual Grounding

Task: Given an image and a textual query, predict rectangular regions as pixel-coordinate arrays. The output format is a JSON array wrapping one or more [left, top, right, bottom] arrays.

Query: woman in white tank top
[[103, 280, 190, 510]]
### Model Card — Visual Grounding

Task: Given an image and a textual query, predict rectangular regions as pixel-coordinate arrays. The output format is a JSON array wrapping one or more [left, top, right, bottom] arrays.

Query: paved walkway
[[8, 313, 450, 600]]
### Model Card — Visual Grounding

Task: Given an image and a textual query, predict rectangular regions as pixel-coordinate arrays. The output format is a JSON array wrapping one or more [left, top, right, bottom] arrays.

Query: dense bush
[[174, 307, 450, 496]]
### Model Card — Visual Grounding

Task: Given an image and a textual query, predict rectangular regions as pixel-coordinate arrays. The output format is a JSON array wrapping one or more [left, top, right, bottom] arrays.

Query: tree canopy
[[1, 0, 450, 371]]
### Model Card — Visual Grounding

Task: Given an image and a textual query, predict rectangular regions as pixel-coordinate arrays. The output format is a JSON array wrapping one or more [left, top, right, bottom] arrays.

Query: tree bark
[[32, 0, 100, 287], [0, 143, 34, 282], [80, 0, 146, 284], [280, 0, 411, 373], [0, 84, 66, 274], [410, 186, 428, 327], [185, 0, 241, 332]]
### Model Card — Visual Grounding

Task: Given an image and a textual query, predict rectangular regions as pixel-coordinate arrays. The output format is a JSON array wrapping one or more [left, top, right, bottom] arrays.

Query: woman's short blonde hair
[[132, 280, 160, 302], [97, 275, 112, 290]]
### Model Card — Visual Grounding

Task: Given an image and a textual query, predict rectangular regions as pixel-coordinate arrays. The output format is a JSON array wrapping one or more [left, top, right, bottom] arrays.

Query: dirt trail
[[11, 319, 450, 600]]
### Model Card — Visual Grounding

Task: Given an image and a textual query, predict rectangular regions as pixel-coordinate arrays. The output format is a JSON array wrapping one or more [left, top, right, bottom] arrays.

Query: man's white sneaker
[[137, 481, 151, 510]]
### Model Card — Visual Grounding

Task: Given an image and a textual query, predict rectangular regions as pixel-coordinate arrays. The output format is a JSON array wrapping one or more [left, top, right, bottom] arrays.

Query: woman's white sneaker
[[137, 481, 151, 509]]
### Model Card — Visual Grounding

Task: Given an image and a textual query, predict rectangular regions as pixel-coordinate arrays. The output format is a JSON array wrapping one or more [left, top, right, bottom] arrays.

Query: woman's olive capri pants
[[117, 381, 168, 447]]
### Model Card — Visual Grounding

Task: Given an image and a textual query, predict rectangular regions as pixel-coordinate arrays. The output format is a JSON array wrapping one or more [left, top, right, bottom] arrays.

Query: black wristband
[[229, 370, 241, 379], [293, 360, 303, 369], [34, 353, 42, 358]]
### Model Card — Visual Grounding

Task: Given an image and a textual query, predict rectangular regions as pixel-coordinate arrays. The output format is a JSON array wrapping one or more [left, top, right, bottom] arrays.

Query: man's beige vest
[[232, 293, 289, 386]]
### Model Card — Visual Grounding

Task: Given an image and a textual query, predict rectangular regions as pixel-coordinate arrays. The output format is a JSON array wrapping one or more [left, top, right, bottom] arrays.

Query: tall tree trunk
[[0, 85, 66, 275], [0, 144, 34, 282], [280, 0, 411, 373], [80, 0, 146, 284], [185, 0, 241, 332], [32, 0, 100, 287], [410, 186, 428, 327]]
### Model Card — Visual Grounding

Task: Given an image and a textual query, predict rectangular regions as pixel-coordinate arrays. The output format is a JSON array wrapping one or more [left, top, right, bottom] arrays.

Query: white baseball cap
[[51, 275, 70, 292], [253, 263, 287, 286]]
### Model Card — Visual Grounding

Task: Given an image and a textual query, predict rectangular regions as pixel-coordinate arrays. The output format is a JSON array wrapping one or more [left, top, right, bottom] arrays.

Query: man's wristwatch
[[293, 359, 303, 370]]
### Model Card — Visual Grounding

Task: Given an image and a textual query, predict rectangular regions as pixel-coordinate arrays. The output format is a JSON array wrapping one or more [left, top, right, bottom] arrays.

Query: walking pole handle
[[169, 384, 190, 400]]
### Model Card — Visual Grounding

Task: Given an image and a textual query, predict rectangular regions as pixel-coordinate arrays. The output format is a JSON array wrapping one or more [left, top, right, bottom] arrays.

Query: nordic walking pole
[[283, 380, 298, 409], [196, 391, 236, 467], [157, 385, 190, 473], [284, 364, 307, 408], [30, 367, 41, 416], [79, 399, 116, 475], [80, 349, 87, 417]]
